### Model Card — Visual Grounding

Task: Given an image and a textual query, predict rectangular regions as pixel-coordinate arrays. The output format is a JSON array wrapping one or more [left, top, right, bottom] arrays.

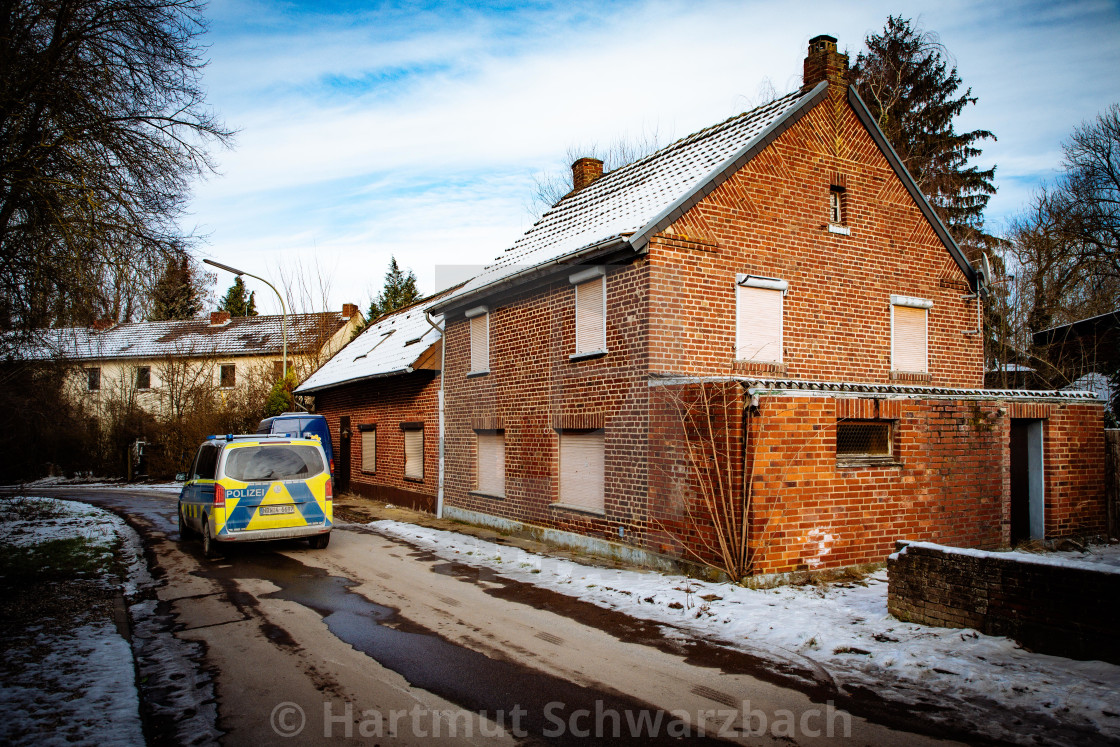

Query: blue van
[[257, 413, 336, 483]]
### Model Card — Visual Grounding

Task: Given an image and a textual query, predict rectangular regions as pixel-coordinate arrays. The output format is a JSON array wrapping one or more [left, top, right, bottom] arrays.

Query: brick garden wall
[[314, 372, 440, 512], [888, 541, 1120, 664]]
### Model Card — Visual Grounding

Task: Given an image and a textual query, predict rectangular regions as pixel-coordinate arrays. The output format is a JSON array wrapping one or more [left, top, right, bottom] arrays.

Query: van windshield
[[222, 445, 325, 482]]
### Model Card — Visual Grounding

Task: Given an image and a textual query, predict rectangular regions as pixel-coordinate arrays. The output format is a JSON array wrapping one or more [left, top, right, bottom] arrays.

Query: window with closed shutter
[[403, 427, 424, 480], [470, 313, 489, 373], [558, 430, 604, 512], [892, 304, 928, 372], [575, 277, 606, 354], [735, 285, 782, 363], [361, 428, 376, 474], [476, 431, 505, 497]]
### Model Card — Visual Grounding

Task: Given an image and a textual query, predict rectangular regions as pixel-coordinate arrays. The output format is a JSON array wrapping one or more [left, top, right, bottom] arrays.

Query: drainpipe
[[425, 309, 446, 518]]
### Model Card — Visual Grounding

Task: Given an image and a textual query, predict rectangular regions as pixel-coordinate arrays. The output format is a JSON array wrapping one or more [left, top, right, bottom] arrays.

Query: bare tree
[[0, 0, 234, 333], [527, 129, 666, 216]]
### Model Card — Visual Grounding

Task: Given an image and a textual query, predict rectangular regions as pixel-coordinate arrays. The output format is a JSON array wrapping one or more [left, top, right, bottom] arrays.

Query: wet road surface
[[9, 486, 972, 745]]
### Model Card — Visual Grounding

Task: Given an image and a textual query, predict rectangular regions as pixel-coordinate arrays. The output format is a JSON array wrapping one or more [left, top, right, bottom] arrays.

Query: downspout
[[425, 310, 446, 518]]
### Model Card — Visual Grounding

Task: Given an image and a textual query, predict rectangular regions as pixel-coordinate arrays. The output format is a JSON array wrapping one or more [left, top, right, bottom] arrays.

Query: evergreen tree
[[850, 16, 999, 258], [367, 257, 420, 321], [217, 277, 257, 317], [149, 255, 204, 321]]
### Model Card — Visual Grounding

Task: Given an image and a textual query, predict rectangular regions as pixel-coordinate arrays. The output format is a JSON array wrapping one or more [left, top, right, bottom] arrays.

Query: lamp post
[[203, 259, 288, 378]]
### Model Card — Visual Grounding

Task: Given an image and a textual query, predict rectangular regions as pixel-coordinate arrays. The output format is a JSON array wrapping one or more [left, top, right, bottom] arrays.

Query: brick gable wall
[[648, 89, 983, 387]]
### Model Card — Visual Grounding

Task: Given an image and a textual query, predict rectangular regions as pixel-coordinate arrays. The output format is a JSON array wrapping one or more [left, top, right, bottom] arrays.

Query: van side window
[[192, 444, 220, 480]]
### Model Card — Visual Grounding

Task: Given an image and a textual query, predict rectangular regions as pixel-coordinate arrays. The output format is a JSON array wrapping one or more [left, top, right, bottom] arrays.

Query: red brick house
[[296, 292, 454, 512], [424, 35, 1105, 577]]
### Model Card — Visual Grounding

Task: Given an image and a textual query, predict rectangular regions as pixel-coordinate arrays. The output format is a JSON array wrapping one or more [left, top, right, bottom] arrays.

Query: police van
[[178, 434, 333, 556]]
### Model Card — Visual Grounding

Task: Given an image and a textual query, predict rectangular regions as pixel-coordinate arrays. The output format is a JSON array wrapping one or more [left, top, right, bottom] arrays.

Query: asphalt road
[[15, 487, 964, 746]]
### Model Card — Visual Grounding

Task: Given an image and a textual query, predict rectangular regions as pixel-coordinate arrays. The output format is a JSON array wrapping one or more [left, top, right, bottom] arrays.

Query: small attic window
[[404, 336, 422, 346], [829, 187, 844, 224]]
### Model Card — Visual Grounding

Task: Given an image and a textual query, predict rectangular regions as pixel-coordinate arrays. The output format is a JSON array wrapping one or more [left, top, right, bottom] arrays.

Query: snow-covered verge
[[370, 519, 1120, 745], [0, 497, 145, 746], [16, 476, 183, 493]]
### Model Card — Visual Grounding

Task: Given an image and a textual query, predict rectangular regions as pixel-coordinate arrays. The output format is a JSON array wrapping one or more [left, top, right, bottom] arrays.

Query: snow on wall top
[[18, 312, 350, 361], [439, 86, 819, 308], [296, 289, 457, 393]]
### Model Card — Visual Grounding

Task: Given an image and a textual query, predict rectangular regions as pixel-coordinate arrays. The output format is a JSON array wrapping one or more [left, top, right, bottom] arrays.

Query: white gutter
[[425, 309, 446, 518]]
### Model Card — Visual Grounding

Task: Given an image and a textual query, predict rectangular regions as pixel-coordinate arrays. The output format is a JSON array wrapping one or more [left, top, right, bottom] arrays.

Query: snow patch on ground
[[0, 497, 145, 746], [370, 520, 1120, 745]]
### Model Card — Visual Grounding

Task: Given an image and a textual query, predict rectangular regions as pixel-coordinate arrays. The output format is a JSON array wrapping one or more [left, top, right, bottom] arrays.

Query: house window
[[557, 429, 604, 513], [219, 364, 236, 388], [402, 423, 424, 481], [829, 187, 844, 224], [87, 367, 101, 391], [466, 306, 489, 375], [836, 421, 893, 464], [475, 430, 505, 497], [572, 270, 606, 356], [891, 295, 933, 373], [359, 425, 376, 474], [136, 366, 151, 390], [735, 275, 786, 363]]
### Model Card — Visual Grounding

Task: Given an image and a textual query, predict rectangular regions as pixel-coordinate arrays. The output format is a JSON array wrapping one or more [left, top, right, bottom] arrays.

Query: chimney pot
[[803, 33, 848, 92], [210, 311, 231, 326], [571, 157, 604, 192], [342, 303, 359, 320]]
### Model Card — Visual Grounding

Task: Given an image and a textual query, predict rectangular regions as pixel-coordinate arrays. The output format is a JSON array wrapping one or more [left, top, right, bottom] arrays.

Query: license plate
[[259, 505, 295, 516]]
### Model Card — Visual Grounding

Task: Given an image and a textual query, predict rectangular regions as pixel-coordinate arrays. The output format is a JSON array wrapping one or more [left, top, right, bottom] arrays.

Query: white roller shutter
[[404, 428, 424, 480], [559, 430, 604, 512], [470, 313, 489, 373], [892, 305, 928, 372], [476, 432, 505, 497], [361, 429, 376, 473], [575, 277, 606, 354], [736, 285, 782, 363]]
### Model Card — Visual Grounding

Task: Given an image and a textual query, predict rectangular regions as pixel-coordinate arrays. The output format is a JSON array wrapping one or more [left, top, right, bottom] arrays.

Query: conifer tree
[[217, 276, 257, 317], [850, 16, 999, 258], [367, 257, 420, 321], [149, 255, 204, 321]]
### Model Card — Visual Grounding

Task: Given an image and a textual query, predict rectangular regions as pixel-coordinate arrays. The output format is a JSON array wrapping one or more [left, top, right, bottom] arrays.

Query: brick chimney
[[571, 157, 604, 192], [802, 34, 848, 91], [210, 311, 231, 326], [90, 318, 114, 332], [341, 303, 358, 320]]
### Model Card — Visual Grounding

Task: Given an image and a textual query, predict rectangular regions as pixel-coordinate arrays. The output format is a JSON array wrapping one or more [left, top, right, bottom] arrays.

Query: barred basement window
[[836, 421, 893, 464]]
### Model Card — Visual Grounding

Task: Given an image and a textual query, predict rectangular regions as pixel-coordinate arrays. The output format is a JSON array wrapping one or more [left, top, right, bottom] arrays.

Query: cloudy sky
[[188, 0, 1120, 314]]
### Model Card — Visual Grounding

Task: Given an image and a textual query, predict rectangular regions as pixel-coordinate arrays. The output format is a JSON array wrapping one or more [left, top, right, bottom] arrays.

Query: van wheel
[[177, 508, 192, 540], [202, 520, 216, 558], [308, 533, 330, 550]]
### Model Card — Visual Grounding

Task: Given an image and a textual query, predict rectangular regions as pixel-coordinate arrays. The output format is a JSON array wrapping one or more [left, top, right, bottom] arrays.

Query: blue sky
[[188, 0, 1120, 314]]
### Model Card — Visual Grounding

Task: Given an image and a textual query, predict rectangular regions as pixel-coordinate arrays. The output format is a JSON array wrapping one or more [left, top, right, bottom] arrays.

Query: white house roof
[[435, 83, 827, 311], [19, 312, 351, 361], [296, 289, 457, 394]]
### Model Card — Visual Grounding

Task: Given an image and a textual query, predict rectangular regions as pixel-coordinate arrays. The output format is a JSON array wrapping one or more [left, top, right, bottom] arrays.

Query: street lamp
[[203, 259, 288, 377]]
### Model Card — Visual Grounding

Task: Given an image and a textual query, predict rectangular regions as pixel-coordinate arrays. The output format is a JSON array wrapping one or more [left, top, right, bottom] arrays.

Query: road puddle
[[205, 548, 730, 744]]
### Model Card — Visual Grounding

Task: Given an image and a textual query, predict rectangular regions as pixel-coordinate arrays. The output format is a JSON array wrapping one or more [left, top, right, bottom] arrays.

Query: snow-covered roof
[[296, 289, 458, 394], [434, 83, 827, 311], [17, 312, 352, 361]]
